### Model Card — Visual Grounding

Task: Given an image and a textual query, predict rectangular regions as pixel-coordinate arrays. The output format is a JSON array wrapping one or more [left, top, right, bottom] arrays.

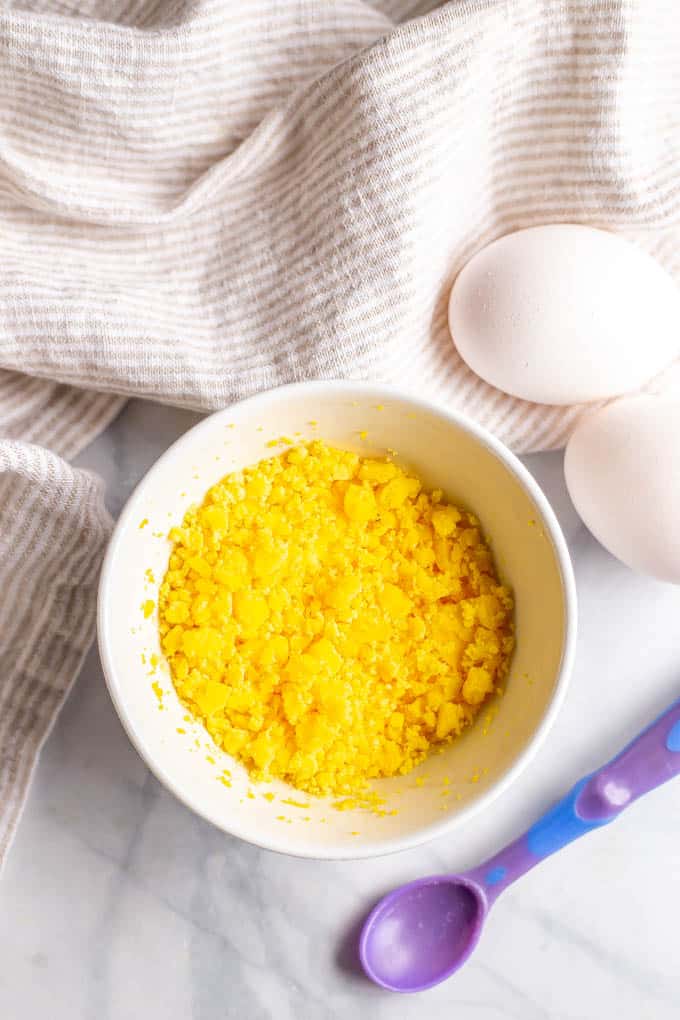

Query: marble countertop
[[1, 399, 680, 1020]]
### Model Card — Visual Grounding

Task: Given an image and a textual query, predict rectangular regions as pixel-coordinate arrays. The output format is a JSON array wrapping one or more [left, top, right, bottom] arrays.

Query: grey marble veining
[[1, 399, 679, 1020]]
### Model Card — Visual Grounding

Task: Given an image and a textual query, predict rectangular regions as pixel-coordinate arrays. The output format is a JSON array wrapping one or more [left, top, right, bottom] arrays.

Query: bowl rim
[[98, 379, 577, 860]]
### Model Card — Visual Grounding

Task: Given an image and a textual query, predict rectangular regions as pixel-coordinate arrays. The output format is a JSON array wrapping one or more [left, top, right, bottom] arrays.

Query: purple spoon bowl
[[359, 875, 487, 992], [359, 696, 680, 993]]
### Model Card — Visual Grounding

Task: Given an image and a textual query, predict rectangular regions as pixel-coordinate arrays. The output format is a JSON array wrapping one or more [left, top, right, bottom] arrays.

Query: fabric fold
[[0, 441, 112, 866]]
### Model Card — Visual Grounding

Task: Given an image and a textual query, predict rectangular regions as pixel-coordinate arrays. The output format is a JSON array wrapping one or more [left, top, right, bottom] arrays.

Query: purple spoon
[[360, 696, 680, 993]]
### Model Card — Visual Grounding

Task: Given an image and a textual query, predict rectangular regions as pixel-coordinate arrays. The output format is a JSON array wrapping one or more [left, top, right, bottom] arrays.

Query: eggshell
[[449, 225, 680, 405], [564, 395, 680, 583]]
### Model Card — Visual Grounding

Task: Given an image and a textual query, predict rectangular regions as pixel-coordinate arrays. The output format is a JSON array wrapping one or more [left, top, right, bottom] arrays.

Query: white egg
[[449, 225, 680, 405], [564, 395, 680, 583]]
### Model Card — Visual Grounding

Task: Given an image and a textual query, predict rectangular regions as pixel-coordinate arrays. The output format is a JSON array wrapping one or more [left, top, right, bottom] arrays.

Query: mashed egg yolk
[[158, 441, 514, 801]]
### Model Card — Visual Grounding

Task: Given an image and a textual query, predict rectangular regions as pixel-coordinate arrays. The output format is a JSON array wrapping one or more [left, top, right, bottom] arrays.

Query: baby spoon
[[359, 697, 680, 992]]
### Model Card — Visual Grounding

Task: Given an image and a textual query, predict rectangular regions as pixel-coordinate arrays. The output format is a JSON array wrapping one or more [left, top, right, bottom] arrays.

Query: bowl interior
[[99, 384, 573, 858]]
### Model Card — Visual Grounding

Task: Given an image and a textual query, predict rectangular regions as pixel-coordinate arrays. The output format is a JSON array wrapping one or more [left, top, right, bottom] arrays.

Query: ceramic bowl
[[98, 381, 576, 859]]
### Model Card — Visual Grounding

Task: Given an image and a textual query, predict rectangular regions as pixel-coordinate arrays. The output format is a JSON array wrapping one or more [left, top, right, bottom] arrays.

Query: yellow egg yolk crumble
[[158, 441, 514, 802]]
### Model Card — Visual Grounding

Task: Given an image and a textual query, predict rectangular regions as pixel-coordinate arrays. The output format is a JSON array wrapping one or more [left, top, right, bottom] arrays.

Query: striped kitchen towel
[[1, 0, 679, 866]]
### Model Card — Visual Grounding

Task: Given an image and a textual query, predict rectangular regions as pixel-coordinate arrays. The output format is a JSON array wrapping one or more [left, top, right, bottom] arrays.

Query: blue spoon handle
[[468, 697, 680, 901]]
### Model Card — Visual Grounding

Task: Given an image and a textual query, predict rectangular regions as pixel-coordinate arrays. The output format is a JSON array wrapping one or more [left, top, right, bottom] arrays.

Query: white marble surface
[[1, 398, 680, 1020]]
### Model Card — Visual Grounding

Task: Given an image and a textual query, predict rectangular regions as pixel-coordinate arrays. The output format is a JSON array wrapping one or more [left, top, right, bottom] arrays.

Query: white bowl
[[98, 381, 576, 859]]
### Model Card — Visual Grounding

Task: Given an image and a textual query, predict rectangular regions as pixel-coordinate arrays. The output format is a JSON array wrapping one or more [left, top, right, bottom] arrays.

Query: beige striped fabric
[[0, 441, 113, 863], [1, 0, 680, 865]]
